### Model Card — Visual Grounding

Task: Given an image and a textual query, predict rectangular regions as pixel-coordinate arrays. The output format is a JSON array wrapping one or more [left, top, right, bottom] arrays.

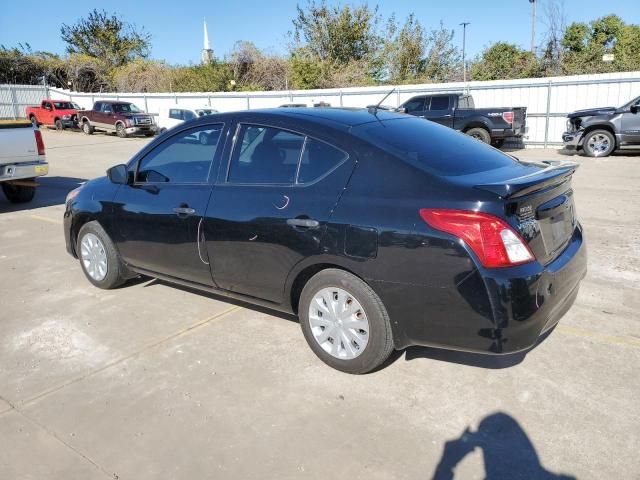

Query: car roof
[[195, 107, 407, 129]]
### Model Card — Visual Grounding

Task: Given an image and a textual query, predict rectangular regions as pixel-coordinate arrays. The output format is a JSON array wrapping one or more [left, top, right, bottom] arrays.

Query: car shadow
[[0, 176, 87, 212], [431, 412, 576, 479]]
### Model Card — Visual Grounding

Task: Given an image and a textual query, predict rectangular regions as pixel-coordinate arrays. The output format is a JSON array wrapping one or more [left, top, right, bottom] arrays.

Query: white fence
[[3, 71, 640, 147]]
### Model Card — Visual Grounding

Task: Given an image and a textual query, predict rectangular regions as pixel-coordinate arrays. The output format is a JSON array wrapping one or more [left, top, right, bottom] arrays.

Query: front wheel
[[116, 123, 127, 138], [54, 119, 64, 131], [583, 129, 615, 157], [77, 222, 127, 289], [82, 121, 94, 135], [466, 127, 491, 144], [299, 269, 394, 374], [2, 182, 36, 203]]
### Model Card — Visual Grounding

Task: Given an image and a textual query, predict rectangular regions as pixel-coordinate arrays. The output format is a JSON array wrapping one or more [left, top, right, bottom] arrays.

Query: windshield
[[113, 103, 142, 113], [354, 117, 531, 177], [53, 101, 79, 110], [620, 96, 640, 110], [196, 109, 217, 116]]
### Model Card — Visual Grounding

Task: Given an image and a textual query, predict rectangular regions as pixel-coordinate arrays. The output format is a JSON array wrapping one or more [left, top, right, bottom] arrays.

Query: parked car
[[26, 100, 80, 130], [157, 106, 218, 133], [562, 95, 640, 157], [79, 101, 157, 138], [64, 108, 586, 373], [0, 119, 48, 203], [397, 93, 527, 147]]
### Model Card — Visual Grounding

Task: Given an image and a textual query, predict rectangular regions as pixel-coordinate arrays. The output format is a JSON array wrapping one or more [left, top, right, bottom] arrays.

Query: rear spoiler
[[475, 161, 579, 199]]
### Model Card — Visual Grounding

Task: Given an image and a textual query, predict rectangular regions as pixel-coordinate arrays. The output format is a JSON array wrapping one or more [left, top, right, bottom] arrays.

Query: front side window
[[113, 103, 142, 113], [43, 102, 52, 110], [228, 125, 305, 184], [102, 103, 112, 113], [136, 124, 223, 184], [403, 97, 425, 114]]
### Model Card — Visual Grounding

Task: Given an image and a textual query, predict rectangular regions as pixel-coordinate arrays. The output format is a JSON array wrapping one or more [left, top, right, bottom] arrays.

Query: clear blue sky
[[1, 0, 638, 64]]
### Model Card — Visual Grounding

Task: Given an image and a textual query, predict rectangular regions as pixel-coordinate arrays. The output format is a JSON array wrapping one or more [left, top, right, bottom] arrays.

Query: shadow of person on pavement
[[432, 412, 576, 480]]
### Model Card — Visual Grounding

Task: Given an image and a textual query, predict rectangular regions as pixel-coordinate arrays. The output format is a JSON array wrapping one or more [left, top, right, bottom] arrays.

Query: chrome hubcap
[[587, 133, 610, 155], [80, 233, 108, 281], [308, 287, 369, 360]]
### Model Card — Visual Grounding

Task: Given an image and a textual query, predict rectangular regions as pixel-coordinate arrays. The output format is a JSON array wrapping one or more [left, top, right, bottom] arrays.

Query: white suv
[[157, 107, 218, 133]]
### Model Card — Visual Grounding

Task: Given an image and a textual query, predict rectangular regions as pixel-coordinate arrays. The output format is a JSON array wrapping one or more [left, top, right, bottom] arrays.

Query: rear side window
[[429, 96, 450, 111], [355, 117, 522, 176], [169, 109, 182, 120], [137, 125, 223, 184], [228, 125, 305, 184], [298, 138, 348, 183]]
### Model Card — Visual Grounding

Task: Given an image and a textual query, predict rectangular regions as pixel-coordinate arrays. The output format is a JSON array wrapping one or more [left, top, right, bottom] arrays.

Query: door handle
[[287, 218, 320, 229], [173, 206, 196, 216]]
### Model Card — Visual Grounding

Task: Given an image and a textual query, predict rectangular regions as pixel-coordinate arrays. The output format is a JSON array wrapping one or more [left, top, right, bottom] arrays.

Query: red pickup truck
[[26, 100, 80, 130]]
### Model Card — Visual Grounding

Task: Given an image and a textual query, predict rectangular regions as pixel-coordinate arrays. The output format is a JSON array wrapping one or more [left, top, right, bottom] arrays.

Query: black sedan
[[64, 108, 587, 373]]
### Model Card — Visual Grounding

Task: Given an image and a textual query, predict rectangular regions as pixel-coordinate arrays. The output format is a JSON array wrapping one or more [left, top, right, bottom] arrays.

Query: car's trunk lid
[[474, 160, 579, 265]]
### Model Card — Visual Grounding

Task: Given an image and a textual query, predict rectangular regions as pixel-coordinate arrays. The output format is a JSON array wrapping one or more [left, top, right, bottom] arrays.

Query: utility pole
[[529, 0, 537, 54], [460, 22, 470, 82]]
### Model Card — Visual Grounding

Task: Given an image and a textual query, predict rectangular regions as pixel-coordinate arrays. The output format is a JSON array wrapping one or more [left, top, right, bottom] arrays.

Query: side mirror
[[396, 107, 407, 114], [107, 164, 129, 185], [630, 104, 639, 114]]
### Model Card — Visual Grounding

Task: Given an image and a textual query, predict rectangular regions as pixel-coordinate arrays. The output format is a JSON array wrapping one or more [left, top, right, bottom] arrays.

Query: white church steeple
[[201, 19, 214, 64]]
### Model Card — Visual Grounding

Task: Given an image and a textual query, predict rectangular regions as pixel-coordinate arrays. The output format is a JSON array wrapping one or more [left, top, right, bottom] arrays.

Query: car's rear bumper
[[490, 126, 526, 139], [0, 160, 48, 182], [374, 224, 586, 354]]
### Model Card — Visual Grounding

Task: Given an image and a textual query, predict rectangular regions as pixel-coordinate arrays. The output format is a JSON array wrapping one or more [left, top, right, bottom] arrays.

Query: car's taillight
[[419, 209, 535, 268], [502, 111, 514, 124], [34, 129, 45, 156]]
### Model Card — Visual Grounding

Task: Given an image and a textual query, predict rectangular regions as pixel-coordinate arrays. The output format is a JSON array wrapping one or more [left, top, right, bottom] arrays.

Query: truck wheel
[[116, 123, 127, 138], [82, 121, 94, 135], [491, 139, 505, 148], [54, 119, 64, 131], [2, 182, 36, 203], [299, 269, 394, 374], [466, 127, 491, 144], [29, 115, 38, 126], [583, 130, 615, 157]]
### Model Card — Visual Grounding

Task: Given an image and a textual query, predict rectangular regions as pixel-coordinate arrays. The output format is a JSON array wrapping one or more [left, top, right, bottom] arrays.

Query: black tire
[[116, 122, 127, 138], [582, 129, 615, 157], [82, 120, 94, 135], [491, 139, 505, 148], [144, 132, 155, 137], [76, 221, 127, 289], [29, 115, 38, 126], [54, 119, 64, 131], [466, 127, 491, 144], [2, 182, 36, 203], [299, 269, 394, 374]]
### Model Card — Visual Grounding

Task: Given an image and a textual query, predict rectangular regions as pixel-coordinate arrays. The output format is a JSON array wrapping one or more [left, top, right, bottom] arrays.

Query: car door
[[422, 96, 454, 127], [204, 123, 354, 303], [42, 101, 53, 124], [111, 123, 226, 286], [168, 109, 184, 129], [621, 98, 640, 145]]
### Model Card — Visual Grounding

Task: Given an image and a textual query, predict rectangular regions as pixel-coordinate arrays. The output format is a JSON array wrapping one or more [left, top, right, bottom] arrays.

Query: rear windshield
[[354, 117, 522, 176]]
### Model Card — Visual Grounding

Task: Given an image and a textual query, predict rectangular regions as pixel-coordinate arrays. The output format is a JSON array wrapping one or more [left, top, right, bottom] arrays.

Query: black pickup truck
[[397, 93, 527, 147]]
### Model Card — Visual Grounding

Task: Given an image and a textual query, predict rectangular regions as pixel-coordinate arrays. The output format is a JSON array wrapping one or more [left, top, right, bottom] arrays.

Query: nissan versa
[[64, 108, 587, 373]]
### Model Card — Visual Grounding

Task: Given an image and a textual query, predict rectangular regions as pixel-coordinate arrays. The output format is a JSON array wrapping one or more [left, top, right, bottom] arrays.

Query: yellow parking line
[[30, 214, 62, 225], [556, 324, 640, 348]]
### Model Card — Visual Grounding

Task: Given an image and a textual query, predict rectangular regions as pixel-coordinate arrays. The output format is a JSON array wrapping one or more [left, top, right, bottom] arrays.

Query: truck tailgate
[[0, 120, 40, 165]]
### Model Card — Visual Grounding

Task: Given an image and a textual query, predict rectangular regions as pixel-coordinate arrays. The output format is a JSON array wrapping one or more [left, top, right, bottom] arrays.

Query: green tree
[[384, 13, 427, 83], [470, 42, 540, 81], [60, 9, 151, 69], [291, 1, 382, 65]]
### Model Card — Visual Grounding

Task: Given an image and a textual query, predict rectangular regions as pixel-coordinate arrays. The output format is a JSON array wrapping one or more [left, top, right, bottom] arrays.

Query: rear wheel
[[77, 222, 127, 289], [2, 181, 36, 203], [82, 120, 94, 135], [116, 122, 127, 138], [29, 115, 38, 126], [583, 129, 615, 157], [299, 269, 394, 374], [466, 127, 491, 144]]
